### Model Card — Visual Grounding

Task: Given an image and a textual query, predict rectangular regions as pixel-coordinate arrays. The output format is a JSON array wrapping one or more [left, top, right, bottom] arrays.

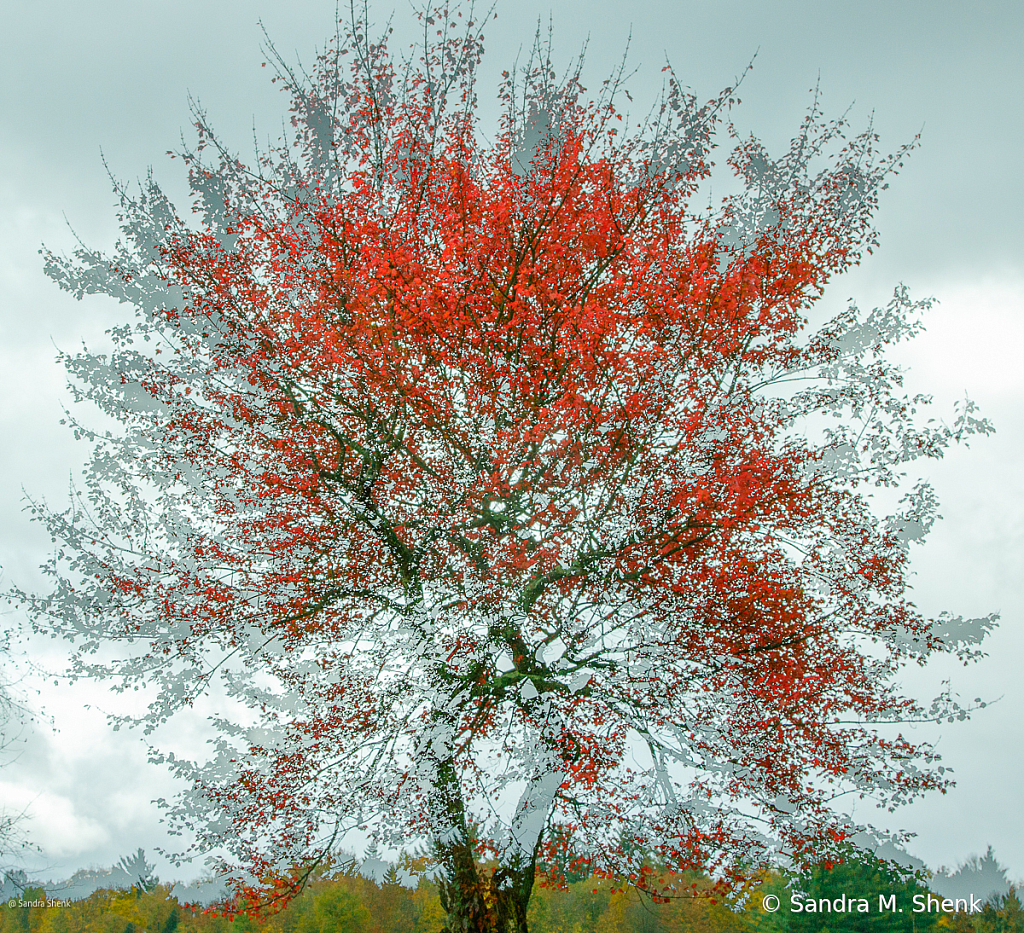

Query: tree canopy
[[14, 3, 995, 931]]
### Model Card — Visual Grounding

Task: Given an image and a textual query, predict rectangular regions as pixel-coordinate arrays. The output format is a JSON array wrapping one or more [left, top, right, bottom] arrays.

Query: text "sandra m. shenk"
[[790, 893, 985, 914]]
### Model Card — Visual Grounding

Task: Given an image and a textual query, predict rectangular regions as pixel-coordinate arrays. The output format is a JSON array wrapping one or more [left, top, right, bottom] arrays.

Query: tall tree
[[14, 4, 995, 931], [784, 845, 940, 933]]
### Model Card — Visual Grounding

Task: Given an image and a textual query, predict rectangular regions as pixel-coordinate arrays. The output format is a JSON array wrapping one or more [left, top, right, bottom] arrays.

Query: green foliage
[[528, 876, 614, 933], [974, 887, 1024, 933], [2, 858, 1018, 933], [290, 885, 372, 933], [748, 870, 791, 933], [782, 846, 941, 933]]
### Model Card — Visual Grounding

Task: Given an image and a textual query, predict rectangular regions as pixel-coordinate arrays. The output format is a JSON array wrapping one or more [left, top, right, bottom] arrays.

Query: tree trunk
[[428, 751, 540, 933], [423, 666, 563, 933], [429, 757, 537, 933], [436, 849, 536, 933], [436, 839, 493, 933], [490, 858, 536, 933], [418, 698, 499, 933]]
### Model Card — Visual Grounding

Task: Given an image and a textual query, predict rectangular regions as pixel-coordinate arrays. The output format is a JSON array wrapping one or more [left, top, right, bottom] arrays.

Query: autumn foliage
[[8, 852, 1022, 933], [18, 4, 995, 932]]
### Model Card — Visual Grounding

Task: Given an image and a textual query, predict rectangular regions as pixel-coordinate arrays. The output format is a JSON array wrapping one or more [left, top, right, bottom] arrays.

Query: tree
[[295, 885, 372, 933], [935, 847, 1012, 904], [784, 845, 939, 933], [13, 3, 997, 932], [979, 887, 1024, 933], [113, 849, 160, 894]]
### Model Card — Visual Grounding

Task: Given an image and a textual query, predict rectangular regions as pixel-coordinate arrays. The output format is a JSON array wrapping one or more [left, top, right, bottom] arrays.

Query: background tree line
[[2, 847, 1020, 933]]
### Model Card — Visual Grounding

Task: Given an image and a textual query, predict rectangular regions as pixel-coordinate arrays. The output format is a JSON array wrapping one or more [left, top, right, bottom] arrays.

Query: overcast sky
[[1, 0, 1021, 886]]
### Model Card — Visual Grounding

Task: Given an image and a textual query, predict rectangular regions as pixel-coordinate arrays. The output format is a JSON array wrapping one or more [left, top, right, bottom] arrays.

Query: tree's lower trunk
[[490, 859, 536, 933], [435, 839, 494, 933], [417, 701, 517, 932], [427, 741, 538, 933], [429, 752, 537, 933], [420, 670, 562, 933], [436, 843, 535, 933]]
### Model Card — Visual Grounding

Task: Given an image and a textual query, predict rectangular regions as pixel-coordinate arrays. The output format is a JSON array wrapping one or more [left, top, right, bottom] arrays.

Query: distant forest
[[1, 845, 1021, 933]]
